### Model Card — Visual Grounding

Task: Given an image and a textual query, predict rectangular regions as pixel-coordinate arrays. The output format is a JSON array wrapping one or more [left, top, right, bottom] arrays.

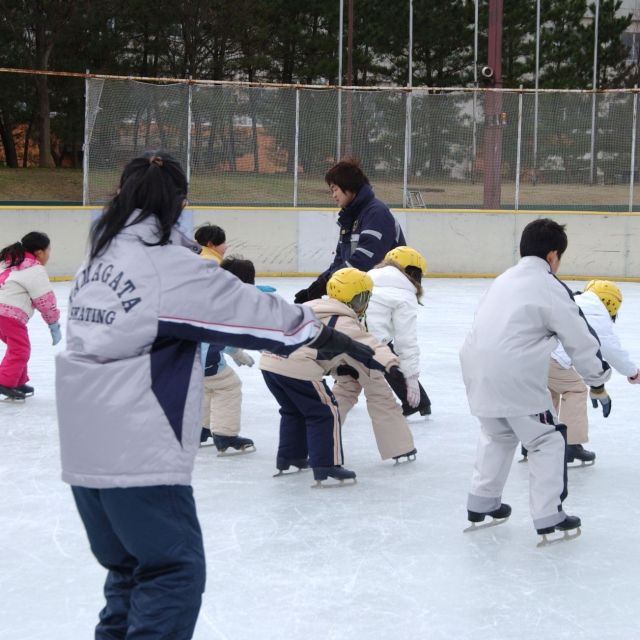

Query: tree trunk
[[34, 21, 55, 168], [0, 114, 19, 168], [22, 119, 33, 167]]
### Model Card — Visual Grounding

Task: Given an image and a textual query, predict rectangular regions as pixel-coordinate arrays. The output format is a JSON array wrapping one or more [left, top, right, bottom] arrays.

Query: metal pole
[[629, 86, 638, 212], [186, 77, 192, 184], [408, 0, 413, 88], [515, 86, 523, 210], [590, 0, 600, 184], [403, 93, 412, 208], [533, 0, 540, 183], [472, 0, 478, 180], [345, 0, 354, 156], [82, 70, 90, 206], [337, 0, 343, 160], [294, 88, 300, 207]]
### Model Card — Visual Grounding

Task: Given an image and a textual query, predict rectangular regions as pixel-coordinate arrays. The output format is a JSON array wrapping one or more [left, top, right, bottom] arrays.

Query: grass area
[[0, 167, 637, 210]]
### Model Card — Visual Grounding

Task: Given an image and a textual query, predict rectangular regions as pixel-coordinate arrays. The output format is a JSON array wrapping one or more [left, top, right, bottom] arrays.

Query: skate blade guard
[[463, 516, 510, 533], [537, 527, 581, 547]]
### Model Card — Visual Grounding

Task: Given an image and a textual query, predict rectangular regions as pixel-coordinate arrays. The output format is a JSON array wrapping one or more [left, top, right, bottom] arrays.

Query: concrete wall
[[1, 206, 639, 280]]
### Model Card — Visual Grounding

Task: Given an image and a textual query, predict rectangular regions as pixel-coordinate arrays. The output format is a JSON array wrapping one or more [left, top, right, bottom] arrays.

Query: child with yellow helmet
[[547, 279, 639, 464], [366, 246, 431, 417]]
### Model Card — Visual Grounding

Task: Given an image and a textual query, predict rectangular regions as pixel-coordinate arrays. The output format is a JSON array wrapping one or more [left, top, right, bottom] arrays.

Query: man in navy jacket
[[294, 159, 405, 303]]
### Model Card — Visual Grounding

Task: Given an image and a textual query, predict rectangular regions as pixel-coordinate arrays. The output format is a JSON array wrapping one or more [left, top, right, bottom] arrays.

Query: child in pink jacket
[[0, 231, 61, 399]]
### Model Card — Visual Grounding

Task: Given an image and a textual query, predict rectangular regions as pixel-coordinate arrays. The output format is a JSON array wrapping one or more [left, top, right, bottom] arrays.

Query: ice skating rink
[[2, 277, 640, 640]]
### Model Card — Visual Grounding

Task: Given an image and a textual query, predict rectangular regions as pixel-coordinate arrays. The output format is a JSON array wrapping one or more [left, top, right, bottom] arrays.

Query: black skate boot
[[464, 503, 511, 532], [16, 384, 34, 397], [536, 515, 581, 546], [273, 456, 309, 477], [392, 448, 417, 464], [212, 434, 256, 455], [200, 428, 213, 446], [0, 385, 26, 400], [518, 445, 528, 463], [566, 444, 595, 465], [312, 465, 357, 487]]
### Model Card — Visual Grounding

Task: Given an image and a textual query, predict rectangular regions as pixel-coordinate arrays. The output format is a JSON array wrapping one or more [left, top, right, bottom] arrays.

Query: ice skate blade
[[311, 478, 357, 489], [567, 460, 595, 468], [272, 467, 309, 478], [517, 456, 528, 464], [216, 444, 257, 457], [199, 442, 216, 448], [0, 395, 26, 403], [393, 454, 417, 464], [536, 527, 581, 547], [463, 517, 509, 533]]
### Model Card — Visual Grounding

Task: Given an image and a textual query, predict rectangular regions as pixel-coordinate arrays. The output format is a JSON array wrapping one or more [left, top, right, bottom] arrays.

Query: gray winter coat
[[56, 214, 320, 488], [460, 256, 611, 418]]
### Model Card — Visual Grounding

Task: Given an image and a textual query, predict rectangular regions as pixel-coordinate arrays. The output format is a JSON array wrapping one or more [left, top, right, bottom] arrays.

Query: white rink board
[[1, 207, 639, 278]]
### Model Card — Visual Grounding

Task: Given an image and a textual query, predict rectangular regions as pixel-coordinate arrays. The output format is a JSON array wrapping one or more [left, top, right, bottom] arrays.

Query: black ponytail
[[0, 231, 50, 267], [90, 151, 188, 259]]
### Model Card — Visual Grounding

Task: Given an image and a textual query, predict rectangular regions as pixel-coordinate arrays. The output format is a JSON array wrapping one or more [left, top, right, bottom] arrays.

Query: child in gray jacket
[[460, 218, 611, 542]]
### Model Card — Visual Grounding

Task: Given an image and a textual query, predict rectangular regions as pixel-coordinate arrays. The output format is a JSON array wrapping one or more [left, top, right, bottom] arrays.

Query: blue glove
[[49, 321, 62, 346], [256, 285, 277, 292], [590, 385, 611, 418]]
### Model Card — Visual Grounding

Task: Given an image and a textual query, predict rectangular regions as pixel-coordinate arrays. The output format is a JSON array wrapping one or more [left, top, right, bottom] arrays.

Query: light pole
[[590, 0, 600, 184]]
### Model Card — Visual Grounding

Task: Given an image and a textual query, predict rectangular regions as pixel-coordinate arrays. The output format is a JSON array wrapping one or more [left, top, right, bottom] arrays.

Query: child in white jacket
[[366, 246, 431, 416], [547, 280, 640, 464]]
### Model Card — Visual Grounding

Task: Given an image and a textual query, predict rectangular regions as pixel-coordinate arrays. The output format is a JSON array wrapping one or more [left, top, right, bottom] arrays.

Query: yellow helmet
[[584, 280, 623, 318], [385, 246, 427, 274], [327, 267, 373, 315]]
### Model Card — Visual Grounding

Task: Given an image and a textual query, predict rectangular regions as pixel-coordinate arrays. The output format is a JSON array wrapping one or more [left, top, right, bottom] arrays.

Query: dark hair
[[195, 224, 226, 247], [519, 218, 568, 260], [220, 255, 256, 285], [89, 151, 187, 259], [324, 158, 370, 193], [0, 231, 50, 267]]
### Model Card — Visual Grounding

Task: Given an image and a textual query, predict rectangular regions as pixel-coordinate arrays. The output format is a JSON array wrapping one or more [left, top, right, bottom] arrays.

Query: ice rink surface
[[2, 277, 640, 640]]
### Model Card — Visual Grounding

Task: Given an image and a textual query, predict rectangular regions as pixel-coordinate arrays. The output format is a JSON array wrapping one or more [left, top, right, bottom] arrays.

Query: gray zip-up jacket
[[56, 214, 320, 489], [460, 256, 611, 418]]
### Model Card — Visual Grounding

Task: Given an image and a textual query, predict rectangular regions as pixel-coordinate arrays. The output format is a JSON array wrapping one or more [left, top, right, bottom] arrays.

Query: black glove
[[590, 385, 612, 418], [386, 365, 407, 398], [294, 276, 327, 304], [336, 364, 359, 380], [310, 325, 384, 371]]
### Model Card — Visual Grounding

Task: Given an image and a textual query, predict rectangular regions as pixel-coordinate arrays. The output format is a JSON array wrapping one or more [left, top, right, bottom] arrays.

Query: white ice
[[2, 277, 640, 640]]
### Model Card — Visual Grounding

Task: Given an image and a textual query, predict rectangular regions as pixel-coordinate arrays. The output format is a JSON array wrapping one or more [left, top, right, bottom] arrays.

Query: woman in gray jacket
[[55, 152, 375, 639]]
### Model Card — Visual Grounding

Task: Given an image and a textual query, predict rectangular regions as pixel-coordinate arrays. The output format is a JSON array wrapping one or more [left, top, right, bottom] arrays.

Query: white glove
[[628, 369, 640, 384], [231, 349, 255, 367], [406, 374, 420, 408]]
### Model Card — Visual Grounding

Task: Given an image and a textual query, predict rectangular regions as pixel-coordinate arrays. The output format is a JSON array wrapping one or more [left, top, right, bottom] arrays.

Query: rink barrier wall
[[1, 206, 639, 281]]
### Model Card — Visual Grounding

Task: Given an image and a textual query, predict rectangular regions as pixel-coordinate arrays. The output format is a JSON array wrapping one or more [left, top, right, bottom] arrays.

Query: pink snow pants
[[0, 315, 30, 387]]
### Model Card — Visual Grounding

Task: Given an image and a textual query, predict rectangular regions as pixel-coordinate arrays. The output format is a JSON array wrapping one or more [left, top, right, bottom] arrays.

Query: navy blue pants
[[72, 485, 206, 640], [261, 371, 343, 468]]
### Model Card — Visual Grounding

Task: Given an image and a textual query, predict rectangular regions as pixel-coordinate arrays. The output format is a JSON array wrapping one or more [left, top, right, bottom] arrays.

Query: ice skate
[[273, 456, 309, 477], [213, 434, 256, 455], [392, 448, 417, 464], [403, 403, 431, 418], [15, 384, 34, 397], [566, 444, 595, 467], [0, 385, 26, 401], [536, 515, 582, 547], [199, 428, 215, 447], [464, 503, 512, 533], [518, 445, 528, 463], [311, 465, 357, 488]]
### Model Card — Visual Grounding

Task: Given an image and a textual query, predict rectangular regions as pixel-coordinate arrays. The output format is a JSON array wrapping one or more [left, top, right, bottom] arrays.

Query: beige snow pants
[[548, 359, 589, 445], [331, 365, 415, 460], [202, 366, 242, 437]]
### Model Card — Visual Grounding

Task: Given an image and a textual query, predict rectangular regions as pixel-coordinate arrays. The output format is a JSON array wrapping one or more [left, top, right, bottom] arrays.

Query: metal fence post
[[293, 88, 300, 207], [515, 86, 523, 210], [629, 86, 638, 212], [403, 90, 412, 208], [82, 70, 90, 206], [186, 77, 192, 184]]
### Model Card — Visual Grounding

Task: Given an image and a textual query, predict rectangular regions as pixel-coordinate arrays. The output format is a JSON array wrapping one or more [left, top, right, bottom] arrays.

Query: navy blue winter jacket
[[320, 184, 405, 281]]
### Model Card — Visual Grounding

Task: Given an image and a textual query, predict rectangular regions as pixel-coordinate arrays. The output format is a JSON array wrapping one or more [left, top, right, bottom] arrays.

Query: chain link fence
[[84, 77, 640, 210]]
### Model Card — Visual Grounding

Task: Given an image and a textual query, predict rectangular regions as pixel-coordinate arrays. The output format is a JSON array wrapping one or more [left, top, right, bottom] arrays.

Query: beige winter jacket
[[259, 297, 399, 380]]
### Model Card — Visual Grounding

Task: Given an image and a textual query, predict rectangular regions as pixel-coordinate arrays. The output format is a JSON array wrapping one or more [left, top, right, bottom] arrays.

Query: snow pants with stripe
[[467, 412, 569, 531]]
